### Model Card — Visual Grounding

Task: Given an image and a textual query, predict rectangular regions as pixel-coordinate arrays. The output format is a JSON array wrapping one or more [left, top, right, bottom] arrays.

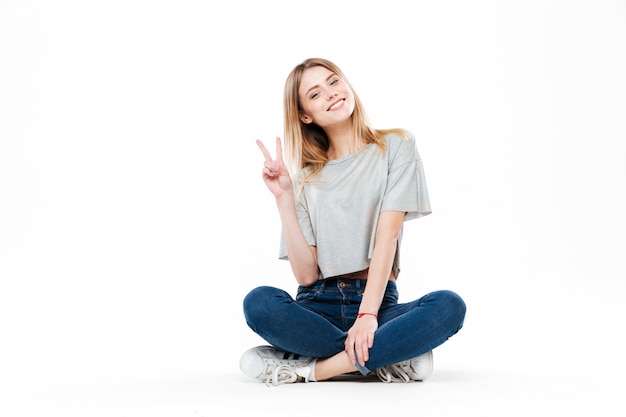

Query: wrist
[[357, 312, 378, 319], [275, 193, 295, 207]]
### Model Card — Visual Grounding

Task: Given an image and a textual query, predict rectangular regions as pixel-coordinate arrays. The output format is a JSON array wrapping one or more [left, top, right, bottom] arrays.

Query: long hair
[[283, 58, 406, 186]]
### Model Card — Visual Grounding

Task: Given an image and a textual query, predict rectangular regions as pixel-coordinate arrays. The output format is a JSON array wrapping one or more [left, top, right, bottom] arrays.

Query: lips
[[327, 98, 345, 111]]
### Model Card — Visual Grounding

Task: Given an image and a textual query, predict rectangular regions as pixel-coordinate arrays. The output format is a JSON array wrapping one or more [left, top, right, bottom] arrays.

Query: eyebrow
[[305, 73, 337, 96]]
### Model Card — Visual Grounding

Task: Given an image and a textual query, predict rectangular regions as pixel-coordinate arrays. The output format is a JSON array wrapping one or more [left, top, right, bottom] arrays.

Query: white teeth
[[328, 99, 343, 110]]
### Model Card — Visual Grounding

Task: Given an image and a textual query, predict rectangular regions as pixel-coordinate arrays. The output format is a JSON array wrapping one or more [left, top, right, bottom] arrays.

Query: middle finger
[[256, 139, 273, 162]]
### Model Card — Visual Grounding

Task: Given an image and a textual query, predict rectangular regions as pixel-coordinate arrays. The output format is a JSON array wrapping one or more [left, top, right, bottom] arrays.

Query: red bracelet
[[357, 312, 378, 319]]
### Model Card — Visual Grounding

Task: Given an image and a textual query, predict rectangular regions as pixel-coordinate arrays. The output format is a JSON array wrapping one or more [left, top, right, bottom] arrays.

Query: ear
[[300, 113, 312, 124]]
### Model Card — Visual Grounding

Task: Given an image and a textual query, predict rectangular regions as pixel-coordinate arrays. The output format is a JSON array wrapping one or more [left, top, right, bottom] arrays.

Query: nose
[[327, 91, 338, 100]]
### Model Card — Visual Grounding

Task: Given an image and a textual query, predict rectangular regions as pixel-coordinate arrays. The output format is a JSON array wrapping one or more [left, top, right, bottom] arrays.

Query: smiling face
[[298, 65, 356, 129]]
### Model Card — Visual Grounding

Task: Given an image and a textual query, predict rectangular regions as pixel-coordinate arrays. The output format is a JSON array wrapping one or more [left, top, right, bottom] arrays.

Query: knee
[[243, 286, 286, 324], [435, 289, 467, 329]]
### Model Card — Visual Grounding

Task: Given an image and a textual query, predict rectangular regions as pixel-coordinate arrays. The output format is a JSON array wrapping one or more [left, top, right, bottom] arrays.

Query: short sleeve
[[381, 134, 432, 220]]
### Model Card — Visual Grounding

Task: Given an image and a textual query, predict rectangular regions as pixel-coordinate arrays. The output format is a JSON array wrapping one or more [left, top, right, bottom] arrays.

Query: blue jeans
[[243, 278, 466, 375]]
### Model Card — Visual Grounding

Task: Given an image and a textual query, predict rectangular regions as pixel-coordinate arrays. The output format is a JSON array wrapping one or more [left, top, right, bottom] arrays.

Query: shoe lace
[[376, 361, 411, 383], [262, 363, 300, 386]]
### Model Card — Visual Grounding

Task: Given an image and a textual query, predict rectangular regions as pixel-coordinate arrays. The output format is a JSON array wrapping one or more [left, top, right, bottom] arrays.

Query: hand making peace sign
[[256, 137, 293, 199]]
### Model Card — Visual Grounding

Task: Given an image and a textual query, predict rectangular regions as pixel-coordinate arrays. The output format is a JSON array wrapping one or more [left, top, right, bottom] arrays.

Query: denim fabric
[[243, 278, 466, 375]]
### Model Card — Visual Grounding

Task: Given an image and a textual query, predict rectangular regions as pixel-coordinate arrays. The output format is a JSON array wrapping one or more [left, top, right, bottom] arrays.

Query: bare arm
[[256, 138, 319, 286], [344, 210, 406, 367]]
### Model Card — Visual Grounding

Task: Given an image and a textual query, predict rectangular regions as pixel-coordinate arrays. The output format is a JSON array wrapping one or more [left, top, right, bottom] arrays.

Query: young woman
[[240, 58, 466, 386]]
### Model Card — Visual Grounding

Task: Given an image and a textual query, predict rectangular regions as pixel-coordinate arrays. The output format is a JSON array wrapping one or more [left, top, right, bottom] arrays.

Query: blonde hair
[[283, 58, 406, 186]]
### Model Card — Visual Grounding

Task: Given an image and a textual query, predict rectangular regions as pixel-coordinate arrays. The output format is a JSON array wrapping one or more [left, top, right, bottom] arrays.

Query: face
[[298, 65, 355, 128]]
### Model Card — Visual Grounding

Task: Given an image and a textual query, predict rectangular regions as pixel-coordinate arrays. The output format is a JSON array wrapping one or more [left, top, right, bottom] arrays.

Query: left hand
[[345, 315, 378, 367]]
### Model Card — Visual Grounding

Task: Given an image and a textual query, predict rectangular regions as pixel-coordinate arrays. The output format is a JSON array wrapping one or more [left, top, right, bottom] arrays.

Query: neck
[[325, 122, 358, 160]]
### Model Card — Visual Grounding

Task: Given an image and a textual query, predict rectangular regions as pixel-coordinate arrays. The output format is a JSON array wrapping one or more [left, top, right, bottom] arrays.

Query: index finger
[[345, 339, 357, 366], [274, 137, 284, 165]]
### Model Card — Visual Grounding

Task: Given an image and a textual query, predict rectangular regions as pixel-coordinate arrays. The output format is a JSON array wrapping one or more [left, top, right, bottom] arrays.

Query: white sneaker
[[239, 345, 316, 386], [375, 350, 433, 383]]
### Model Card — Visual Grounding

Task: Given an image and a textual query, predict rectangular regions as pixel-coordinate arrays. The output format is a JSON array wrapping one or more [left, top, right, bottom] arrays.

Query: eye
[[310, 91, 320, 99], [329, 78, 339, 86]]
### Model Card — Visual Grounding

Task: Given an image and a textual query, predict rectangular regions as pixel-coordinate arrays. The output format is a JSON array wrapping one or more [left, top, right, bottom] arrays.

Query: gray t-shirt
[[279, 131, 431, 280]]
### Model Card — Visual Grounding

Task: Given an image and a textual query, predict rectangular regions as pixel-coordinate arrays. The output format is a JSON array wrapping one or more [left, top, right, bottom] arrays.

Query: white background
[[1, 1, 625, 416]]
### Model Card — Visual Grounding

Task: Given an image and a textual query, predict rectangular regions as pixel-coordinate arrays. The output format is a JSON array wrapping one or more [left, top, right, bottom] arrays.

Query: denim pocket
[[296, 285, 319, 302]]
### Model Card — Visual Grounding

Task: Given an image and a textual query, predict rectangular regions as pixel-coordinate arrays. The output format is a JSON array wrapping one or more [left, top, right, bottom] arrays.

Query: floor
[[5, 348, 624, 417], [4, 289, 625, 417]]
